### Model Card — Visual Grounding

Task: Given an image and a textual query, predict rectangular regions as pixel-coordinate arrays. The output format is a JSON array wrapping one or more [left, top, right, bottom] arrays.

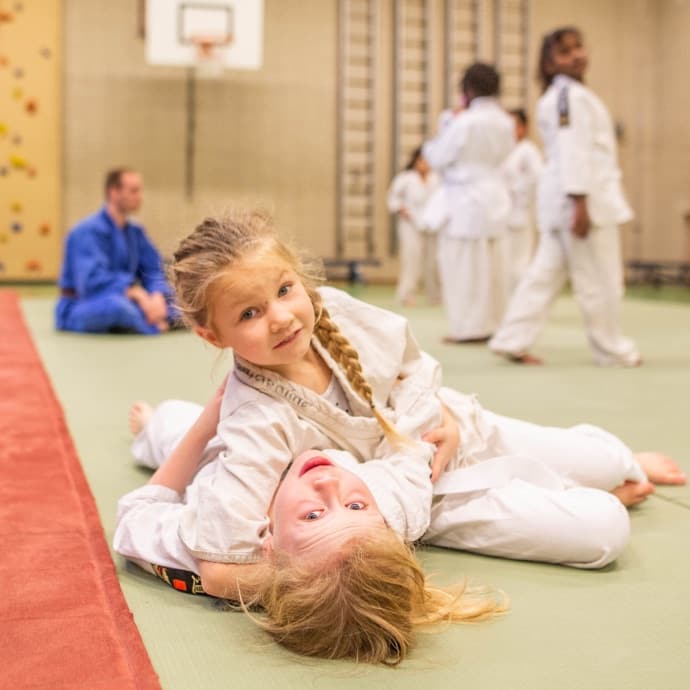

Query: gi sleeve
[[386, 172, 408, 214], [423, 115, 468, 172], [526, 142, 544, 182], [557, 87, 594, 195], [135, 230, 172, 296], [113, 484, 199, 573], [177, 402, 318, 563]]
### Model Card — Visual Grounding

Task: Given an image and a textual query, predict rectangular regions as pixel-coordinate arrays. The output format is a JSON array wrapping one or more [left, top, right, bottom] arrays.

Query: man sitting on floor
[[56, 167, 177, 334]]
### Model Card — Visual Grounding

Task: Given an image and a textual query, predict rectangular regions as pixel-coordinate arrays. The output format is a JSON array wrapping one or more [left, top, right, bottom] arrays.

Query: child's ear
[[194, 325, 221, 348]]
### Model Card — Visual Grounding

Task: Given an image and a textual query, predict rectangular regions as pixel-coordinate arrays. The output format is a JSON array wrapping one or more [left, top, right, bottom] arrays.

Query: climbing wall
[[0, 0, 61, 281]]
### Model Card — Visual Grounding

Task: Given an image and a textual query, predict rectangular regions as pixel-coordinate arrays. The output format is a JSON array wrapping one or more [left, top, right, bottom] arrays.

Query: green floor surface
[[18, 289, 690, 690]]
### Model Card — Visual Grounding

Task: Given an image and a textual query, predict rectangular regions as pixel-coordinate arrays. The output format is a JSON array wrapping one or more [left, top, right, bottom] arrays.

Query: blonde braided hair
[[308, 288, 410, 448]]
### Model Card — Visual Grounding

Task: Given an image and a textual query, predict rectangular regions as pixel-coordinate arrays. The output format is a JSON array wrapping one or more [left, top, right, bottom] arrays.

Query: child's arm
[[148, 379, 225, 494], [557, 88, 594, 237], [423, 115, 467, 171], [198, 560, 270, 600], [387, 173, 409, 217]]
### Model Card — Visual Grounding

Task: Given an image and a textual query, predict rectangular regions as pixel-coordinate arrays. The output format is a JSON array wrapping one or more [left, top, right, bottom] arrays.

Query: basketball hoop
[[190, 33, 233, 78]]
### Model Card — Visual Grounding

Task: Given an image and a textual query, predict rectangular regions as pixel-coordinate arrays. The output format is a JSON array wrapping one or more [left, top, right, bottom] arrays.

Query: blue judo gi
[[56, 208, 176, 334]]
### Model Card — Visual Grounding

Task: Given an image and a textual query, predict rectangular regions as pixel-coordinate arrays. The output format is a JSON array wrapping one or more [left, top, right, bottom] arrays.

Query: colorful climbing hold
[[10, 201, 22, 212], [9, 153, 26, 169]]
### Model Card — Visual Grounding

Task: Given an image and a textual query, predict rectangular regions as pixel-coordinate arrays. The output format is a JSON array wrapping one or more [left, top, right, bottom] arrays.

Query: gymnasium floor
[[18, 286, 690, 690]]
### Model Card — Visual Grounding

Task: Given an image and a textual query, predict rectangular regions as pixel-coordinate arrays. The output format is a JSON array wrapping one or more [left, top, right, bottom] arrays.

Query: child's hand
[[570, 196, 591, 238], [422, 403, 460, 482], [195, 374, 229, 440]]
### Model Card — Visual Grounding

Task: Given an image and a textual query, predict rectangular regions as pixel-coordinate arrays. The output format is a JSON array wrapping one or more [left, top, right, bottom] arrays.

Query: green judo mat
[[21, 288, 690, 690]]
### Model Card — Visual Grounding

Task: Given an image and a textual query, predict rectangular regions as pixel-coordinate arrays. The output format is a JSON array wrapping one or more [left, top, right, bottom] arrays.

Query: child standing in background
[[386, 147, 441, 307], [423, 63, 514, 343], [501, 109, 543, 294], [490, 27, 639, 366]]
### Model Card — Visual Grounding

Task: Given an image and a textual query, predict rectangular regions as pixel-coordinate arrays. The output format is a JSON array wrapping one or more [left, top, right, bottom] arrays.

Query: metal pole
[[185, 67, 196, 200]]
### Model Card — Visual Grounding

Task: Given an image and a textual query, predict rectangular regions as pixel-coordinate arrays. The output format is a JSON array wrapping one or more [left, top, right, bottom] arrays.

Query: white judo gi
[[387, 168, 441, 305], [489, 75, 640, 365], [114, 288, 642, 576], [423, 98, 515, 340], [501, 138, 543, 294]]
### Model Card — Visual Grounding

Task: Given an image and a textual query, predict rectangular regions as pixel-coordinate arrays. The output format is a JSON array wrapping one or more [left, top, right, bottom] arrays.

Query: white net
[[190, 35, 232, 79]]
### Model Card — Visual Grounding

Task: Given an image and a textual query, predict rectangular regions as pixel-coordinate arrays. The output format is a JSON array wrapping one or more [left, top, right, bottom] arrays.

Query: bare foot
[[443, 335, 491, 344], [507, 352, 544, 366], [611, 480, 655, 507], [634, 451, 687, 485], [128, 401, 153, 435]]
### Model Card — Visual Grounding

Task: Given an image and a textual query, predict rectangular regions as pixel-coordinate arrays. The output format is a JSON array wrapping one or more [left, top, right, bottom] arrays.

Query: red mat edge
[[5, 291, 161, 690]]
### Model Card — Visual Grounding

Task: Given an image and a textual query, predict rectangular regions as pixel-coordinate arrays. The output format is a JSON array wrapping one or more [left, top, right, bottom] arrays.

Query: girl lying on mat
[[114, 208, 685, 665]]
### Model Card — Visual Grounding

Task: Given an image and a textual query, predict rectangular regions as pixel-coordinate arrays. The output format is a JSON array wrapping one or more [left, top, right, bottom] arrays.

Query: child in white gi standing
[[489, 27, 640, 366], [501, 109, 543, 294], [423, 63, 514, 343], [387, 147, 441, 306]]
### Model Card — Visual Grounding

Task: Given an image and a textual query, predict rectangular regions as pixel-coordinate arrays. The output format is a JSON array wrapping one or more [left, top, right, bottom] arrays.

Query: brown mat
[[0, 291, 160, 690]]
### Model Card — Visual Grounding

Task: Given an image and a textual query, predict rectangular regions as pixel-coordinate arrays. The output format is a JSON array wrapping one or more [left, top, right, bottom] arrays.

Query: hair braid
[[310, 291, 409, 448]]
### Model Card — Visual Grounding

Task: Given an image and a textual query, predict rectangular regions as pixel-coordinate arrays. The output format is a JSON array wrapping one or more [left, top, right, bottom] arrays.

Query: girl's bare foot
[[611, 480, 655, 507], [507, 352, 544, 365], [634, 451, 687, 485], [128, 401, 153, 435]]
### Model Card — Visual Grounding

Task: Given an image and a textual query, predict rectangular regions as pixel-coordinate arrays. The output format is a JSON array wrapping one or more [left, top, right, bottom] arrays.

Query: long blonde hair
[[170, 208, 406, 446], [243, 530, 506, 665]]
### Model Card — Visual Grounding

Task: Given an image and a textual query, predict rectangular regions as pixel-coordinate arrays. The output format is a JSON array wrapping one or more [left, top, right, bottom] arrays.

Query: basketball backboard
[[146, 0, 263, 71]]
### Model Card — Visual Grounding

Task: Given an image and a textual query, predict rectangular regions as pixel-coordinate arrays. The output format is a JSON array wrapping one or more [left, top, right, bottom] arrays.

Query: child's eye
[[278, 283, 292, 297], [347, 502, 366, 511], [304, 509, 323, 521], [240, 308, 257, 321]]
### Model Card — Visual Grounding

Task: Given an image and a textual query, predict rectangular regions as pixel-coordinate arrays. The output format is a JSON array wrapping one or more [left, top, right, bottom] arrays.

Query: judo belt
[[150, 563, 207, 596]]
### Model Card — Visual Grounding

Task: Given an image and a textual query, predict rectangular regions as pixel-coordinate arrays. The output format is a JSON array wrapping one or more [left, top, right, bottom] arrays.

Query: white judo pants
[[396, 220, 441, 305], [505, 223, 535, 295], [489, 225, 640, 365], [425, 405, 646, 569], [438, 233, 509, 340]]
